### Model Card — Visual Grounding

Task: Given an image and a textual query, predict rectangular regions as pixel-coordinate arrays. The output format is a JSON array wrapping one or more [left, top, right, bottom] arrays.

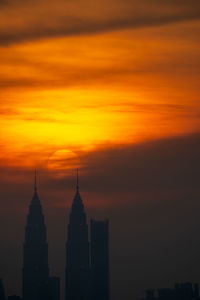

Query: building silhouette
[[0, 279, 5, 300], [65, 171, 90, 300], [144, 283, 200, 300], [144, 289, 156, 300], [38, 277, 60, 300], [7, 296, 21, 300], [22, 172, 49, 300], [1, 170, 108, 300], [90, 219, 109, 300]]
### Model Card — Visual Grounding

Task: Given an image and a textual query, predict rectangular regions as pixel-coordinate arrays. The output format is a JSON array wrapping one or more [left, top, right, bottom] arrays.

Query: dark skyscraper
[[65, 171, 90, 300], [0, 279, 5, 300], [90, 219, 109, 300], [38, 277, 60, 300], [22, 172, 49, 300]]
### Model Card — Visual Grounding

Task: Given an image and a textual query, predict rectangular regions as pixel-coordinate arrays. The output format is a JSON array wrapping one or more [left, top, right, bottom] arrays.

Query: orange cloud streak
[[0, 21, 200, 170]]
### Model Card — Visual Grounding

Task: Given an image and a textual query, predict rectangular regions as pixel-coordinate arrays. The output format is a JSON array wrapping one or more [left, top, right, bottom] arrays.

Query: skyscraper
[[65, 171, 90, 300], [38, 277, 60, 300], [0, 279, 5, 300], [90, 219, 109, 300], [22, 172, 49, 300]]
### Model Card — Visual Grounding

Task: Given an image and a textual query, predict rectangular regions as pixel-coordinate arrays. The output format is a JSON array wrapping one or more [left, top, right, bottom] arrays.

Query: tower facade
[[90, 220, 109, 300], [22, 173, 49, 300], [65, 173, 90, 300]]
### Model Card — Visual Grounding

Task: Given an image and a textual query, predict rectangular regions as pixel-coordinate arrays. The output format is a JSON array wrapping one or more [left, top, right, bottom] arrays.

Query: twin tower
[[23, 172, 109, 300]]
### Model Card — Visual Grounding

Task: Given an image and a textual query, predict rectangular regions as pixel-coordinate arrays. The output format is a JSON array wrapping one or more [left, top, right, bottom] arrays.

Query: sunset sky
[[1, 0, 200, 169], [1, 0, 200, 300]]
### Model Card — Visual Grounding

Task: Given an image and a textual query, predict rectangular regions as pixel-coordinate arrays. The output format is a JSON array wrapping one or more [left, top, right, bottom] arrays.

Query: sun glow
[[1, 23, 200, 170]]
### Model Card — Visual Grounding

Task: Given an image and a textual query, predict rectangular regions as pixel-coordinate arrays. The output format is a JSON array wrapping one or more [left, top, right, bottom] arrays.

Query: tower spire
[[66, 168, 89, 300], [34, 169, 37, 192], [23, 170, 49, 300], [76, 168, 79, 191]]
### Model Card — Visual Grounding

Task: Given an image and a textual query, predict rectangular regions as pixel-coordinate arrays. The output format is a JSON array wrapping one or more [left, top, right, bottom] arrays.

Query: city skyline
[[0, 1, 200, 300], [2, 155, 200, 300], [2, 170, 110, 300]]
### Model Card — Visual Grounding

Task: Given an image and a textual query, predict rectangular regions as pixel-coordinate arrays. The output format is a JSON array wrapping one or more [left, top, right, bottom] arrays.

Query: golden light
[[0, 23, 200, 170], [47, 149, 79, 170]]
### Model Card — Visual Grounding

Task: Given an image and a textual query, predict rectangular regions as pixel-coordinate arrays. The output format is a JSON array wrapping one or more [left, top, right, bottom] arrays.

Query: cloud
[[46, 132, 200, 201], [0, 0, 200, 45], [1, 132, 200, 207], [0, 132, 194, 208]]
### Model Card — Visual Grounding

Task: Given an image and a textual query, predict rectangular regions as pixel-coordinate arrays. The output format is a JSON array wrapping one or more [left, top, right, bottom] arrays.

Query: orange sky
[[1, 3, 200, 297], [0, 0, 200, 172]]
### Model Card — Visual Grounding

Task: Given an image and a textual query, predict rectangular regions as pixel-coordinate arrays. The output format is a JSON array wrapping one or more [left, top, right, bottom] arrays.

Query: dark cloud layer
[[1, 133, 200, 299], [41, 132, 200, 200], [0, 0, 200, 45]]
